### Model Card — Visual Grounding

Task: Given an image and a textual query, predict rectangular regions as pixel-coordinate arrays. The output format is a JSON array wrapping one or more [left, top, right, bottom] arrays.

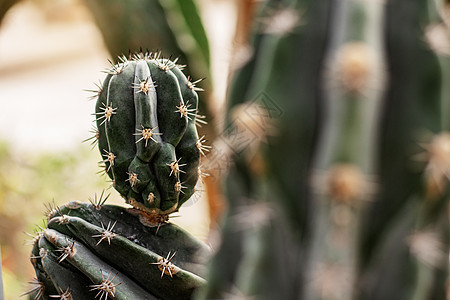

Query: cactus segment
[[41, 229, 155, 299], [37, 237, 96, 299], [94, 52, 203, 219], [47, 202, 209, 275], [30, 202, 209, 299], [47, 215, 206, 298]]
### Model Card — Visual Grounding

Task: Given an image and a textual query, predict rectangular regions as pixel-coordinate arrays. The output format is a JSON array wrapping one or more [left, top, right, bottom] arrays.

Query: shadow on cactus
[[26, 52, 210, 299]]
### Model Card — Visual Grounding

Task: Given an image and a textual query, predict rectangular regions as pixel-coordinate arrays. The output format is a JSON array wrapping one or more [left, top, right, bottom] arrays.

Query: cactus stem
[[88, 191, 110, 210], [167, 158, 186, 177], [151, 251, 178, 278], [55, 240, 76, 263], [126, 172, 140, 187], [89, 270, 121, 300], [21, 278, 45, 299], [101, 150, 116, 172], [94, 103, 117, 126], [134, 125, 162, 147], [196, 136, 212, 157], [50, 286, 72, 300], [132, 76, 157, 95], [186, 76, 205, 92], [92, 221, 118, 246]]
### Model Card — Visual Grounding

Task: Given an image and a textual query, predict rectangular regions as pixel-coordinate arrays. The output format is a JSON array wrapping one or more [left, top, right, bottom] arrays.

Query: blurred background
[[0, 0, 239, 298]]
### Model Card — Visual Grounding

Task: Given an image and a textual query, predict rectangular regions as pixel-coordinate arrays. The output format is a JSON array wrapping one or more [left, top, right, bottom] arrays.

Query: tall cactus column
[[26, 52, 211, 299]]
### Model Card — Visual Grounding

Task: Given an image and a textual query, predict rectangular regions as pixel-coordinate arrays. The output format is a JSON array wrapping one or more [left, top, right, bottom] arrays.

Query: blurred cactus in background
[[0, 0, 18, 25], [200, 0, 450, 299], [3, 0, 448, 298]]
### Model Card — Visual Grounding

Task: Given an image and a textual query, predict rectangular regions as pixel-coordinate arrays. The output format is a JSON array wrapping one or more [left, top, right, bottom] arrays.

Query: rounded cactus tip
[[91, 50, 206, 223]]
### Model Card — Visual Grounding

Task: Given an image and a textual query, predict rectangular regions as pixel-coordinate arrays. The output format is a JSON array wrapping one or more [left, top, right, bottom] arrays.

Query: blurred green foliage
[[0, 140, 114, 299]]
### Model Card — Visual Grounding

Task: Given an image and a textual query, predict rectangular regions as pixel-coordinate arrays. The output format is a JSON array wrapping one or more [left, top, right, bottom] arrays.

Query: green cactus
[[94, 52, 207, 221], [26, 201, 208, 299], [199, 0, 450, 299], [26, 52, 210, 299]]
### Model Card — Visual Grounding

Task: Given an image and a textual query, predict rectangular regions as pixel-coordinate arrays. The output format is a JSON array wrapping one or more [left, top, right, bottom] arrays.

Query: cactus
[[26, 52, 210, 299], [199, 0, 449, 299], [93, 52, 206, 221], [26, 201, 208, 299]]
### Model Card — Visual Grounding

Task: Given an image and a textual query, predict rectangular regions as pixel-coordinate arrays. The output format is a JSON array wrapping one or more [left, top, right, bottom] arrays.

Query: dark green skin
[[96, 57, 201, 216], [29, 202, 209, 299]]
